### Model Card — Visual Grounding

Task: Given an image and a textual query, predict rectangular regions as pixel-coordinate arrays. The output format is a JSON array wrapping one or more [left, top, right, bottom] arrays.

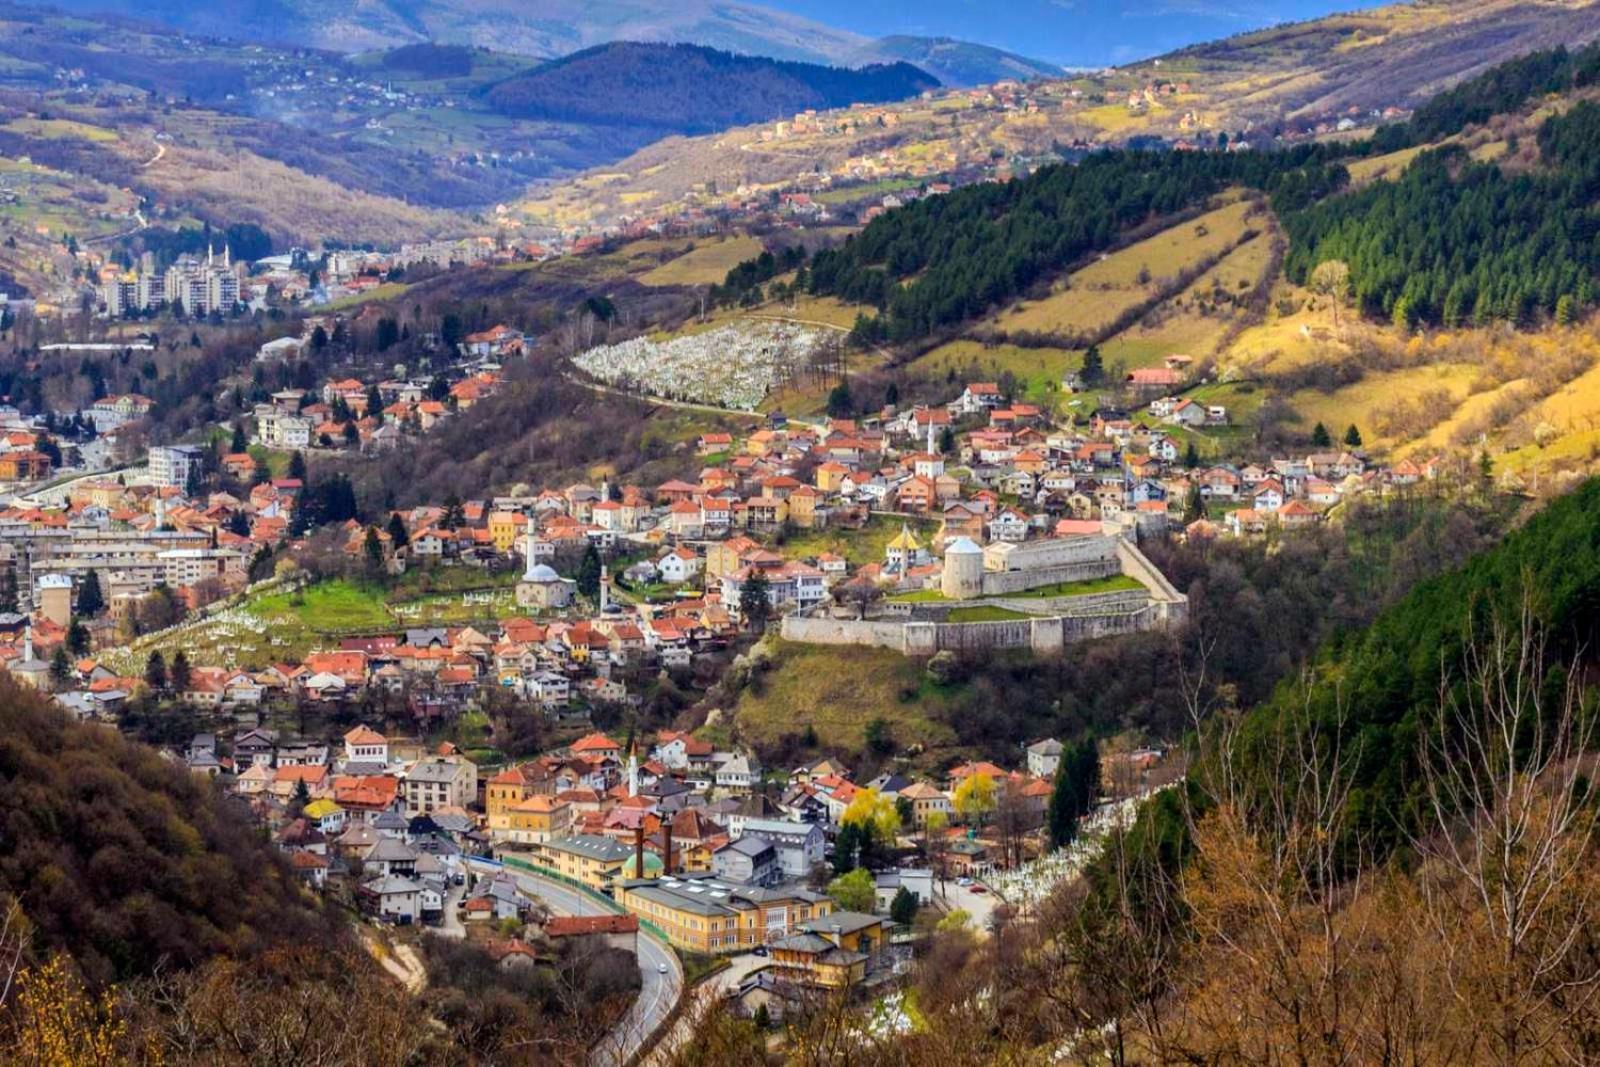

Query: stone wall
[[779, 536, 1189, 656], [780, 616, 923, 650], [977, 558, 1121, 597], [780, 608, 1162, 655]]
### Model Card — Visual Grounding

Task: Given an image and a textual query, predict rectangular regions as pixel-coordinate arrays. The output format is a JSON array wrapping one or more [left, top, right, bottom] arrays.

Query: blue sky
[[767, 0, 1374, 66]]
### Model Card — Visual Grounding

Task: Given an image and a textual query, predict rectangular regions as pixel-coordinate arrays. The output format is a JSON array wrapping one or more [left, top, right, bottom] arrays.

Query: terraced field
[[989, 198, 1261, 340], [639, 235, 765, 287]]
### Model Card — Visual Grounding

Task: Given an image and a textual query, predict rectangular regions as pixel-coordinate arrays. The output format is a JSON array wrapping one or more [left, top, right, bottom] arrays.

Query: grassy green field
[[3, 117, 117, 143], [988, 198, 1259, 339], [639, 235, 765, 287], [947, 605, 1030, 622], [1004, 574, 1144, 598], [734, 641, 961, 755], [251, 580, 392, 632], [108, 571, 530, 671], [909, 340, 1080, 402], [892, 573, 1144, 603], [1096, 229, 1275, 371], [813, 177, 922, 206], [323, 282, 411, 310], [1286, 362, 1479, 449], [781, 516, 938, 567]]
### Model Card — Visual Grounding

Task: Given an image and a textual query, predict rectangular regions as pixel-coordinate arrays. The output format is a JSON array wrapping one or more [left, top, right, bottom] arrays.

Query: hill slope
[[0, 677, 335, 986], [514, 0, 1600, 230], [14, 0, 876, 65], [853, 36, 1065, 87], [484, 42, 939, 134]]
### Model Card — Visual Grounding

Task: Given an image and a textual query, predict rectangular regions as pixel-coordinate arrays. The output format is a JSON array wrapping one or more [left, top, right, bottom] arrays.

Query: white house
[[344, 724, 389, 765]]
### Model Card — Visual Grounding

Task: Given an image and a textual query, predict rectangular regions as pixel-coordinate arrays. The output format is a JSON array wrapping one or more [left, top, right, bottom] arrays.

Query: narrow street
[[467, 858, 683, 1067]]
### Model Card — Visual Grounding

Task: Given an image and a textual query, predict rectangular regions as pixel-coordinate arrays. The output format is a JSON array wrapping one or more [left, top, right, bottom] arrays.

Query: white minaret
[[627, 744, 639, 798], [927, 416, 936, 456], [522, 525, 539, 580], [22, 623, 32, 662], [154, 495, 167, 529], [599, 565, 610, 612]]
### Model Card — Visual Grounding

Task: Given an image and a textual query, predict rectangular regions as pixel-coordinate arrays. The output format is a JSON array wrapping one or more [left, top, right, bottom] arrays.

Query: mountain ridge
[[482, 41, 941, 134]]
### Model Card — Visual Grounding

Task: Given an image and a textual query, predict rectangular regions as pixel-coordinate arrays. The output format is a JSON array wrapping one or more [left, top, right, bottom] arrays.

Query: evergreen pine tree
[[0, 568, 17, 614], [1344, 424, 1363, 448], [364, 527, 385, 574], [145, 651, 167, 691], [66, 617, 89, 656], [75, 570, 103, 617], [170, 650, 191, 694], [1311, 422, 1332, 448], [577, 543, 603, 599], [230, 422, 248, 453], [740, 572, 773, 631], [387, 512, 410, 550], [49, 646, 71, 687], [1080, 345, 1104, 387], [889, 886, 918, 925]]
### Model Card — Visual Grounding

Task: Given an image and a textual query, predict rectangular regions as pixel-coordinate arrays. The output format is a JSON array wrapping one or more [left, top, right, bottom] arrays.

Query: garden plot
[[574, 321, 834, 410]]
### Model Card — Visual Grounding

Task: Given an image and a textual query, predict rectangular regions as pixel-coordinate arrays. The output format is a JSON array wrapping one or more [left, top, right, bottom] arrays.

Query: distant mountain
[[17, 0, 876, 65], [483, 42, 939, 135], [764, 0, 1388, 67], [855, 36, 1066, 87]]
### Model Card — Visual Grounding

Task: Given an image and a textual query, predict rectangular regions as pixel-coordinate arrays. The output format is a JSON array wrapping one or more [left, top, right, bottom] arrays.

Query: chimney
[[663, 820, 674, 877], [634, 824, 644, 882]]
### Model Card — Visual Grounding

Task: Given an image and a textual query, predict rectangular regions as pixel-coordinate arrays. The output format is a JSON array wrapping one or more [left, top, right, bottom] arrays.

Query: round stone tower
[[941, 537, 985, 600]]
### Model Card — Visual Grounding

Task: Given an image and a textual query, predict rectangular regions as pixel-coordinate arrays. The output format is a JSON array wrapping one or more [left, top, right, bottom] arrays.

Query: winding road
[[467, 858, 682, 1067]]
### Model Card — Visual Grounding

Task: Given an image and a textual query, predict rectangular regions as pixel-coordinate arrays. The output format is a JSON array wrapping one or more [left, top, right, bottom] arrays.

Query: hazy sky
[[765, 0, 1372, 65]]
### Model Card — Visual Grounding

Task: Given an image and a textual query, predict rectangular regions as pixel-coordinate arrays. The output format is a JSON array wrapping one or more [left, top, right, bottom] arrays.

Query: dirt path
[[360, 927, 426, 994]]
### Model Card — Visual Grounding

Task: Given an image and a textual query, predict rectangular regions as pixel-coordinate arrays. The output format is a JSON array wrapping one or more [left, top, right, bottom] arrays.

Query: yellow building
[[505, 794, 572, 845], [486, 764, 549, 839], [815, 462, 849, 493], [616, 876, 836, 955], [533, 834, 635, 890], [898, 781, 951, 827], [787, 485, 821, 529], [769, 911, 891, 989], [487, 511, 526, 553], [705, 537, 759, 581]]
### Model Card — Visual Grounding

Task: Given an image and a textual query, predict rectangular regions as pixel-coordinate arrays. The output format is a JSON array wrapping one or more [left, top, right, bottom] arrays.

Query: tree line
[[1284, 101, 1600, 328]]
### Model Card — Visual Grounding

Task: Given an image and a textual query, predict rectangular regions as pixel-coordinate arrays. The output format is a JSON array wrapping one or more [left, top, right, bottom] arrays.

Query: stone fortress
[[781, 527, 1186, 656]]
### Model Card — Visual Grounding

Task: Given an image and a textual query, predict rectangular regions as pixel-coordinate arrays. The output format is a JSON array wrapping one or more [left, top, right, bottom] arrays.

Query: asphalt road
[[468, 858, 682, 1067]]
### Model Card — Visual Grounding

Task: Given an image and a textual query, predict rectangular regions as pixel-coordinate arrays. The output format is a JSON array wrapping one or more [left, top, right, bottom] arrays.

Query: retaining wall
[[779, 536, 1188, 656]]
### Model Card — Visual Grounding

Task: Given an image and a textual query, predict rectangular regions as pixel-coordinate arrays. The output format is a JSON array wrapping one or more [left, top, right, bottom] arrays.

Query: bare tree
[[1414, 592, 1600, 1065]]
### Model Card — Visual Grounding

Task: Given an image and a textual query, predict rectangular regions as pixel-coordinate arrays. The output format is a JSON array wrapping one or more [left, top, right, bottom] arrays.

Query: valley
[[5, 1, 1600, 1064]]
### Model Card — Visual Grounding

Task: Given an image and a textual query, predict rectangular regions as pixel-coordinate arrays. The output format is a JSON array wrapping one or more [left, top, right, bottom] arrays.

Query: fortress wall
[[978, 558, 1119, 596], [780, 536, 1188, 655], [780, 616, 918, 652], [987, 589, 1150, 616], [984, 534, 1118, 573]]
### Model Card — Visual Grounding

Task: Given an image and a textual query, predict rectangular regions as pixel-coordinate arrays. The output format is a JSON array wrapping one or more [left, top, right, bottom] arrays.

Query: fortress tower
[[940, 537, 984, 600]]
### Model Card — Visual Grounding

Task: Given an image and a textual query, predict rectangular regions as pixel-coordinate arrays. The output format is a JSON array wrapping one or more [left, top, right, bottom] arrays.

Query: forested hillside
[[0, 678, 336, 985], [1223, 474, 1600, 857], [697, 480, 1600, 1067], [757, 38, 1600, 347], [485, 43, 938, 134], [1283, 100, 1600, 327], [802, 146, 1346, 342]]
